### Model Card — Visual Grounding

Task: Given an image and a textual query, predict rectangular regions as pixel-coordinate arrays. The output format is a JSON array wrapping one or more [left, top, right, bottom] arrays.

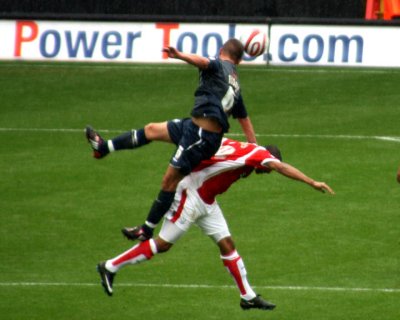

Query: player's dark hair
[[265, 145, 282, 161], [222, 39, 244, 64]]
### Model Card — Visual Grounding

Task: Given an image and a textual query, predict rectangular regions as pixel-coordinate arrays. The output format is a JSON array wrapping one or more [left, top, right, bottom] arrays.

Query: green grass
[[0, 62, 399, 320]]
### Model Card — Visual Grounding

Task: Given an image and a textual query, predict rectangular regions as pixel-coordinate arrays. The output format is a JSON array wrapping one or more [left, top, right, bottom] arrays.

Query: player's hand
[[162, 46, 180, 58], [312, 181, 335, 194]]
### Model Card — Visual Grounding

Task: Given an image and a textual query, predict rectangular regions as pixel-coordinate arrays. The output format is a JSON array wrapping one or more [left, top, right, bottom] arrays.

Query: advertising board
[[0, 20, 399, 67]]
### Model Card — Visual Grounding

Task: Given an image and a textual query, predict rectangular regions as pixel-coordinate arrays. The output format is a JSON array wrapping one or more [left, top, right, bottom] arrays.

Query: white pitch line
[[0, 282, 399, 293], [0, 128, 86, 133], [0, 127, 400, 143]]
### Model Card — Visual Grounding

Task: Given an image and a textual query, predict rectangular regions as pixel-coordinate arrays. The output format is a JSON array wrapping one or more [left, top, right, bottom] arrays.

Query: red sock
[[106, 239, 157, 273], [221, 250, 256, 300]]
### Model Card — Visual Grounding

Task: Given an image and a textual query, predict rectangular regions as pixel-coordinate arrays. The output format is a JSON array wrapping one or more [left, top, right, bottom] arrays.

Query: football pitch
[[0, 61, 399, 320]]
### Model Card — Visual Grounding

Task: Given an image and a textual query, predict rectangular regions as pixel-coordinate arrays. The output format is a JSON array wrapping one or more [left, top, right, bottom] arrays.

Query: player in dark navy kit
[[86, 39, 257, 241]]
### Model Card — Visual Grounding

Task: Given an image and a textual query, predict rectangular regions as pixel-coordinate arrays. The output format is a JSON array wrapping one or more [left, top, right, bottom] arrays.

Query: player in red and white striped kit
[[97, 138, 334, 310]]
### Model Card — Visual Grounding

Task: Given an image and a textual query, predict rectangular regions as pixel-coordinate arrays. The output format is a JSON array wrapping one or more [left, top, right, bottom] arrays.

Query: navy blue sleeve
[[231, 94, 248, 119], [206, 58, 220, 72]]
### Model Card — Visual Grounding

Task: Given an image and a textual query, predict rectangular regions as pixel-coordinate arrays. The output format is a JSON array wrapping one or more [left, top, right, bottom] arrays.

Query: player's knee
[[144, 123, 157, 139], [144, 122, 170, 142], [218, 236, 236, 255], [154, 238, 173, 253]]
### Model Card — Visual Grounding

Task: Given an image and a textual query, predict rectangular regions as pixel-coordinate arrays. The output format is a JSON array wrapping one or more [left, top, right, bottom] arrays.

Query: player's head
[[255, 145, 282, 174], [265, 145, 282, 161], [220, 39, 244, 64]]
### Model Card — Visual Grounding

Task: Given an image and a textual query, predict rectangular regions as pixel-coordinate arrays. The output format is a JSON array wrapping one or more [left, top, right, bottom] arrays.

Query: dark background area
[[0, 0, 366, 19]]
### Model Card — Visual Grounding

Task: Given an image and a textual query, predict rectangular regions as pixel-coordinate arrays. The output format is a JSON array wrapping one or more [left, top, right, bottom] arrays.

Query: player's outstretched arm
[[268, 162, 335, 194], [162, 46, 210, 69]]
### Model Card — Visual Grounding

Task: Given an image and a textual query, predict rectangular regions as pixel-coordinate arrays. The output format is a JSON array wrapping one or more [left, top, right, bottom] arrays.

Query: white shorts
[[159, 187, 231, 244]]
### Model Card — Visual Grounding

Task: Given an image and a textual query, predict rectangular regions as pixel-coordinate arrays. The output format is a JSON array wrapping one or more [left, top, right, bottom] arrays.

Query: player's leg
[[96, 238, 158, 296], [104, 238, 159, 274], [142, 120, 223, 229], [198, 207, 257, 302], [123, 119, 222, 240], [104, 236, 174, 274], [218, 238, 255, 299], [85, 122, 171, 159], [198, 203, 275, 310], [122, 165, 183, 240], [218, 237, 276, 310], [97, 217, 188, 297]]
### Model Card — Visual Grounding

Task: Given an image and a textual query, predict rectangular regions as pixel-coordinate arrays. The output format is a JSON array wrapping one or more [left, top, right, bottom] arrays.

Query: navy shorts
[[167, 118, 223, 176]]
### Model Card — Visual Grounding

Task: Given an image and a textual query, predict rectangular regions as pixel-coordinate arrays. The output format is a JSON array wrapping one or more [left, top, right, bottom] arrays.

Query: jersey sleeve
[[245, 148, 280, 169], [231, 94, 248, 119], [206, 58, 220, 72]]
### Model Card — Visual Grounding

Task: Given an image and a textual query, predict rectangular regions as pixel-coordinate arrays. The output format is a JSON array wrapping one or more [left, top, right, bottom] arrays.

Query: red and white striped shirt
[[179, 138, 280, 204]]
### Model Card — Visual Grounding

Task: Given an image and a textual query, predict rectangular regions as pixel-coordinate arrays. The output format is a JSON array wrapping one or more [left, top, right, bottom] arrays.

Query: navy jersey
[[190, 58, 248, 133]]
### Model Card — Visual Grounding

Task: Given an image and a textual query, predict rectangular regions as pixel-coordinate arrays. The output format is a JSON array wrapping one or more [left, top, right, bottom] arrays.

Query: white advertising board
[[269, 25, 400, 67], [0, 20, 399, 67], [0, 20, 269, 64]]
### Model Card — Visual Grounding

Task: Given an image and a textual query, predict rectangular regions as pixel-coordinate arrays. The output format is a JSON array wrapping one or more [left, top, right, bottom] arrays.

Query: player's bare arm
[[267, 161, 335, 194], [163, 46, 210, 69], [237, 117, 257, 143]]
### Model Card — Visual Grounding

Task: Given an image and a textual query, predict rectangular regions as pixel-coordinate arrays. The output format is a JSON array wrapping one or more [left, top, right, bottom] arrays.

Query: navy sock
[[112, 129, 150, 150], [134, 128, 151, 147], [145, 190, 176, 227]]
